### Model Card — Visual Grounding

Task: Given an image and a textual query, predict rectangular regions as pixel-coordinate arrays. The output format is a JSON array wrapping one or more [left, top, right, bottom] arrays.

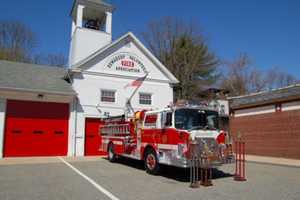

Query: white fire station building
[[0, 0, 178, 158]]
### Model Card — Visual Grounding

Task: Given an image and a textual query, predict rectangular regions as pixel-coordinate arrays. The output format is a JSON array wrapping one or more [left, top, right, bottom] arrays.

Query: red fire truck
[[99, 105, 234, 174]]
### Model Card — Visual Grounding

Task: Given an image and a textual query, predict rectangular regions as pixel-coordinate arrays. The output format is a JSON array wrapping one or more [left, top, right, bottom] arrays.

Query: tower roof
[[70, 0, 114, 17]]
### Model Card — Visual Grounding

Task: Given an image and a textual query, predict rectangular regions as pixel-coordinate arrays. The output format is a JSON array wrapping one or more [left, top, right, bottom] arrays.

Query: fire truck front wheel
[[108, 143, 116, 162], [144, 149, 160, 175]]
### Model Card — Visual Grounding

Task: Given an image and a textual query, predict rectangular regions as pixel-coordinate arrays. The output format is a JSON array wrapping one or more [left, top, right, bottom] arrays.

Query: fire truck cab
[[100, 106, 234, 174]]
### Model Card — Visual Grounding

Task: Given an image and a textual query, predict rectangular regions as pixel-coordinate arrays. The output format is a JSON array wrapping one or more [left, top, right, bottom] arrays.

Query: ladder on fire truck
[[101, 123, 137, 148]]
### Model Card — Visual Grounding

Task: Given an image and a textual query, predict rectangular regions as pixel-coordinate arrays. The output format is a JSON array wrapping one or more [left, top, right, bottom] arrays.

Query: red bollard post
[[200, 155, 213, 187], [239, 142, 241, 176], [241, 142, 246, 181], [235, 141, 238, 176], [234, 140, 247, 181]]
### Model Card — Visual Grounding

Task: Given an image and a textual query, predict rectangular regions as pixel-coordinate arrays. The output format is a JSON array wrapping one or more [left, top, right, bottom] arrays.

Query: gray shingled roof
[[0, 60, 76, 96], [229, 84, 300, 109]]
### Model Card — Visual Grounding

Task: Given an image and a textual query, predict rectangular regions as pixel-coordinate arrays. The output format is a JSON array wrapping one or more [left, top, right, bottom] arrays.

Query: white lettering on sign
[[106, 53, 147, 74]]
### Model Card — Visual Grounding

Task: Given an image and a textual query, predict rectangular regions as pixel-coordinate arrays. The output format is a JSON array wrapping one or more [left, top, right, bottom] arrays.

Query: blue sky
[[1, 0, 299, 78]]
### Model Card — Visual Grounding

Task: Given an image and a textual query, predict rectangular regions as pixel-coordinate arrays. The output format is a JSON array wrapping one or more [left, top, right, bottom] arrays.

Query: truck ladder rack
[[100, 124, 131, 136]]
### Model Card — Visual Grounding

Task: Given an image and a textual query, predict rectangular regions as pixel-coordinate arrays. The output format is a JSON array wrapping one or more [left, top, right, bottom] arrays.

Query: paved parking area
[[0, 157, 300, 200]]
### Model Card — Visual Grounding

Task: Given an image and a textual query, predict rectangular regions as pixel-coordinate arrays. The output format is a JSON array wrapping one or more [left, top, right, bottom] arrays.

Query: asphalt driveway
[[0, 157, 299, 200]]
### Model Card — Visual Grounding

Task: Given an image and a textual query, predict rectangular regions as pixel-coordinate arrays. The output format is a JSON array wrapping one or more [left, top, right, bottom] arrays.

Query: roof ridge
[[0, 59, 67, 71], [70, 32, 179, 84], [229, 83, 300, 99]]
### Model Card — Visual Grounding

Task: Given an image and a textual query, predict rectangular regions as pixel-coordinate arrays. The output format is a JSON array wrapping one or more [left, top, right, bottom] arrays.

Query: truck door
[[160, 111, 173, 144], [142, 113, 160, 144]]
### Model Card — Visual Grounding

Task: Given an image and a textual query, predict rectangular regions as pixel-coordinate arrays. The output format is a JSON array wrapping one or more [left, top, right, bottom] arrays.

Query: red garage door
[[85, 118, 106, 156], [4, 100, 69, 157]]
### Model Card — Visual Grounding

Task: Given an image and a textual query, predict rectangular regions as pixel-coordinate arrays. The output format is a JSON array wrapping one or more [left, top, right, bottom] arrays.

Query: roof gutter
[[0, 87, 77, 97]]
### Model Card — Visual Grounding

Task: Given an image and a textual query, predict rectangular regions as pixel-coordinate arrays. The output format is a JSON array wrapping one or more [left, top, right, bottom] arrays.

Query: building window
[[101, 90, 115, 102], [275, 103, 282, 112], [139, 93, 152, 105]]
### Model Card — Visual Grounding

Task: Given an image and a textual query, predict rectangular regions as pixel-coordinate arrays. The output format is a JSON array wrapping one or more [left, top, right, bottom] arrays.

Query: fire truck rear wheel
[[144, 149, 160, 175], [108, 143, 116, 162]]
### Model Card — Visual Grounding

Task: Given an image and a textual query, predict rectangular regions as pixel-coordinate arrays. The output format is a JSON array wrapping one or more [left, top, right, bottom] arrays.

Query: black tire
[[107, 143, 116, 162], [144, 148, 160, 175]]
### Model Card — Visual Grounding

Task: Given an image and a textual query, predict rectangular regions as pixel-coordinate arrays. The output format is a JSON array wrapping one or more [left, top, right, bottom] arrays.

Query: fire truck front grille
[[193, 137, 219, 155]]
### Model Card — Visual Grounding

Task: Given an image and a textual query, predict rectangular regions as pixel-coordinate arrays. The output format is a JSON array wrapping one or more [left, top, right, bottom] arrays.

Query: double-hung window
[[139, 93, 152, 105], [101, 90, 115, 103]]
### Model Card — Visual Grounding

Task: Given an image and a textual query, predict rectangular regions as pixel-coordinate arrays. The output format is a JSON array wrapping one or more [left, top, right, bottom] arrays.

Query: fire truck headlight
[[177, 144, 187, 158]]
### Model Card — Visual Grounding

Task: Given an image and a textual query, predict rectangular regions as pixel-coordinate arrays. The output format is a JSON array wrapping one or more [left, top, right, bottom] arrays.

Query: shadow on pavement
[[107, 157, 233, 183]]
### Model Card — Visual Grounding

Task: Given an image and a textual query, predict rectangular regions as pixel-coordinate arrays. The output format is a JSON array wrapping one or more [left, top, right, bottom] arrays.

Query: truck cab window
[[175, 109, 219, 130], [144, 114, 158, 128], [165, 112, 172, 127]]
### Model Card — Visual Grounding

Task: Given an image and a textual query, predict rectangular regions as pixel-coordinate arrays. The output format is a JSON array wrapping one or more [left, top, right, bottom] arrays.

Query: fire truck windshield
[[174, 109, 219, 131]]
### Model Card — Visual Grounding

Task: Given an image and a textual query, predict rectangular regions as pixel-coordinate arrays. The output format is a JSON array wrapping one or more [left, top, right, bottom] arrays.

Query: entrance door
[[4, 100, 69, 157], [84, 118, 106, 156]]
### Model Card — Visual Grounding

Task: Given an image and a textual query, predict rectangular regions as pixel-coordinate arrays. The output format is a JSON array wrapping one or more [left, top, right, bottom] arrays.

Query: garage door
[[4, 100, 69, 157], [85, 118, 106, 156]]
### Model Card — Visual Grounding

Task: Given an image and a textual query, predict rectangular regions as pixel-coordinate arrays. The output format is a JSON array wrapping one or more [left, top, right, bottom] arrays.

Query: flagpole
[[128, 73, 149, 101], [125, 73, 149, 117]]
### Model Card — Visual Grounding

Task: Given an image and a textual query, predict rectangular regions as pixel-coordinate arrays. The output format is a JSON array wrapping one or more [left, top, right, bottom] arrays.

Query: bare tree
[[0, 20, 37, 62], [221, 53, 299, 96], [141, 17, 218, 100], [0, 20, 67, 67], [220, 53, 251, 96], [266, 66, 298, 89], [248, 67, 268, 92]]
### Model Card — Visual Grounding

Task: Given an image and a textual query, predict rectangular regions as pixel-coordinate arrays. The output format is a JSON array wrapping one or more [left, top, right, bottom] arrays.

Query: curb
[[246, 160, 300, 169]]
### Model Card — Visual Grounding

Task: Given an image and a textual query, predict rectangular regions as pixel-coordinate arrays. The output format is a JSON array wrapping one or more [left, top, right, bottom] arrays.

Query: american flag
[[124, 74, 148, 89]]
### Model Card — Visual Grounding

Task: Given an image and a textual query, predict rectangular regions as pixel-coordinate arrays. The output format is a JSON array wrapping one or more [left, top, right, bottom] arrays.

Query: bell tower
[[69, 0, 114, 66]]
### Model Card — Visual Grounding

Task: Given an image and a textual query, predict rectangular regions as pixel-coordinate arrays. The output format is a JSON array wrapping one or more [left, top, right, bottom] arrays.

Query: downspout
[[0, 99, 7, 159], [73, 97, 78, 156]]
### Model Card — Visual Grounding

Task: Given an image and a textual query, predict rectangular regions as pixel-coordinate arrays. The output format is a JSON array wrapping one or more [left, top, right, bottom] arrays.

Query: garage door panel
[[85, 118, 106, 156], [4, 100, 69, 157]]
